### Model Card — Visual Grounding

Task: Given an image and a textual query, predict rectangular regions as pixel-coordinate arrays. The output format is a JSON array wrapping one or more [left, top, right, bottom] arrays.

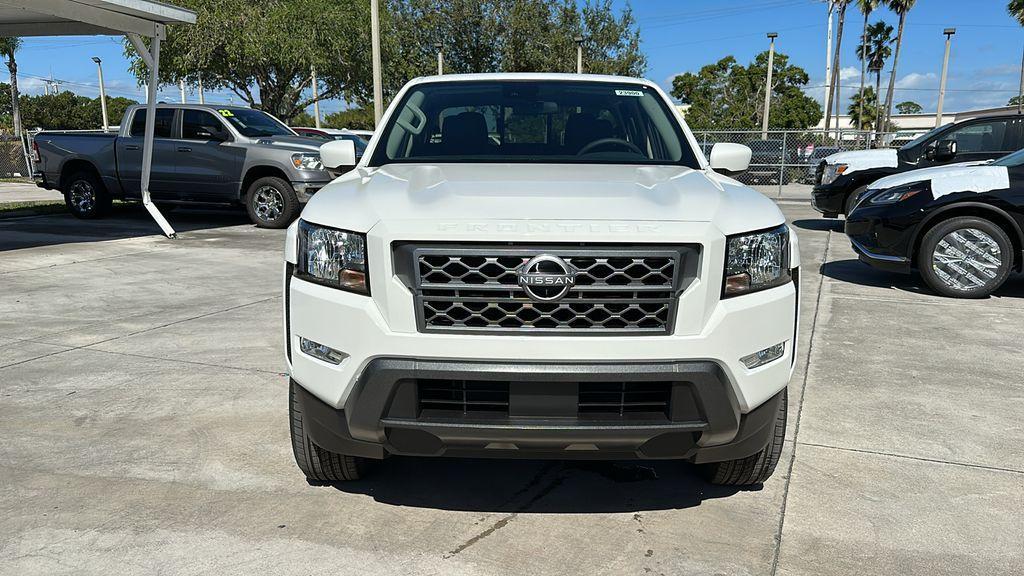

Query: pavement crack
[[443, 463, 565, 559], [770, 228, 831, 576], [797, 441, 1024, 476]]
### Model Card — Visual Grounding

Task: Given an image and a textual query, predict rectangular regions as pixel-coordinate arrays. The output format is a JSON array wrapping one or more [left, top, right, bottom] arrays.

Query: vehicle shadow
[[324, 457, 750, 513], [790, 218, 844, 233], [822, 258, 1024, 299], [0, 204, 256, 252]]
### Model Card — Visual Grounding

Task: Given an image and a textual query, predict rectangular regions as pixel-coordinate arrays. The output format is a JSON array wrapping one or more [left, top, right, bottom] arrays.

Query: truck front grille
[[396, 244, 698, 335]]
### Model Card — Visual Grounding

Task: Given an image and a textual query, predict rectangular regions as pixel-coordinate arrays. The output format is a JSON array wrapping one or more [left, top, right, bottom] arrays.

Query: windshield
[[899, 124, 948, 150], [369, 80, 698, 167], [992, 148, 1024, 167], [218, 108, 293, 138]]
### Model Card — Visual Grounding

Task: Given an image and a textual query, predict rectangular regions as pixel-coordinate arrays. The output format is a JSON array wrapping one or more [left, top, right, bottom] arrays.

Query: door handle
[[177, 146, 192, 152], [125, 144, 140, 150]]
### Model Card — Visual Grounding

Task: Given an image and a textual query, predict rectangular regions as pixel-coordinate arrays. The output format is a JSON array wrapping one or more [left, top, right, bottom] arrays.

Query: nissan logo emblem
[[517, 254, 577, 302]]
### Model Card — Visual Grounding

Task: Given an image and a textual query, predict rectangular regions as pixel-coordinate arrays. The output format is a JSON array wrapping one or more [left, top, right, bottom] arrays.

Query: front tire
[[699, 389, 787, 486], [289, 379, 369, 482], [918, 216, 1012, 298], [63, 170, 112, 219], [245, 176, 299, 228]]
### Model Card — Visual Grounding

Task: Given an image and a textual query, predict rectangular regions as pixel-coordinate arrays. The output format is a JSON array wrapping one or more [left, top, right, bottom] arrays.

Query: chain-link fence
[[690, 129, 926, 191], [0, 135, 31, 179]]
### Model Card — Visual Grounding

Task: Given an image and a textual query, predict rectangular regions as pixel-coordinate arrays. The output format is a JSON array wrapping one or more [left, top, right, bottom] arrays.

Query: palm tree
[[856, 0, 880, 130], [858, 21, 893, 139], [0, 37, 21, 142], [848, 86, 880, 131], [824, 0, 850, 142], [881, 0, 917, 133]]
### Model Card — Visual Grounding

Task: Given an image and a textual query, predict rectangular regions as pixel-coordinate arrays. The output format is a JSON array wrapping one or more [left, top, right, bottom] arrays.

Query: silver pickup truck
[[32, 104, 334, 228]]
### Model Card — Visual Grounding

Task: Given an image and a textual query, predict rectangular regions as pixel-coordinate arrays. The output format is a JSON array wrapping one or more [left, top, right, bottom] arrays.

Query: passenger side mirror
[[709, 143, 752, 175], [320, 139, 357, 174], [198, 125, 228, 142], [933, 139, 957, 161]]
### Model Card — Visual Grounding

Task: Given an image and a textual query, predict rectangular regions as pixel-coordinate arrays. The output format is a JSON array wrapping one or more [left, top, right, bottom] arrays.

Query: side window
[[182, 109, 225, 140], [944, 120, 1014, 153], [129, 109, 175, 138]]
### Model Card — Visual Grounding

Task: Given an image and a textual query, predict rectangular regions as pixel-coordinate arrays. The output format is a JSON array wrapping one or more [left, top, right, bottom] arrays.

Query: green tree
[[1011, 0, 1024, 23], [289, 111, 316, 127], [1008, 95, 1023, 107], [670, 51, 822, 130], [0, 37, 22, 139], [895, 100, 921, 114], [126, 0, 372, 122], [855, 0, 880, 129], [324, 107, 376, 130], [857, 20, 893, 134], [881, 0, 917, 131], [848, 86, 881, 130], [16, 92, 137, 130]]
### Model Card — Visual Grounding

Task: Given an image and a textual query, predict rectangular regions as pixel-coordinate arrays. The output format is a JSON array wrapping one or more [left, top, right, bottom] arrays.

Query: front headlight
[[869, 182, 926, 205], [821, 163, 848, 185], [724, 224, 791, 297], [296, 220, 368, 294], [292, 152, 324, 171]]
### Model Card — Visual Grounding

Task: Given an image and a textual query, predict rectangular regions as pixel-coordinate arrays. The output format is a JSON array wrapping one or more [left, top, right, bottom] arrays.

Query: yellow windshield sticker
[[218, 109, 235, 117]]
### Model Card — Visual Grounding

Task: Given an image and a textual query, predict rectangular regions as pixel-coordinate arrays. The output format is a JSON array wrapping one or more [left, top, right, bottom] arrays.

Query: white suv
[[284, 73, 799, 486]]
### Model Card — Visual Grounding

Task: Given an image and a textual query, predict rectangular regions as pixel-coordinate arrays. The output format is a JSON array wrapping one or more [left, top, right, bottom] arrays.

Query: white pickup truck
[[284, 73, 800, 486]]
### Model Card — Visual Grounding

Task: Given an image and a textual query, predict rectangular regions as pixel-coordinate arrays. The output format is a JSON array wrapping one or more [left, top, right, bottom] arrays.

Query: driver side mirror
[[321, 139, 357, 175], [933, 139, 957, 161], [197, 125, 228, 142], [709, 143, 752, 175]]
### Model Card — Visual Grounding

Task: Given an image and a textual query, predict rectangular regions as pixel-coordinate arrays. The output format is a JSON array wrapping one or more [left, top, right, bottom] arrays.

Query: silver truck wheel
[[63, 170, 112, 219], [919, 216, 1013, 299], [246, 176, 299, 229]]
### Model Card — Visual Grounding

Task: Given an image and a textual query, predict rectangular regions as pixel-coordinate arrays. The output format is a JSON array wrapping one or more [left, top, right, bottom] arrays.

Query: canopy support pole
[[128, 26, 176, 239]]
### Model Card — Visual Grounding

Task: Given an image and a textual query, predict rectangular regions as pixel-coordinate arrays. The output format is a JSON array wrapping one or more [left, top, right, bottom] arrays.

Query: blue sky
[[11, 0, 1024, 118]]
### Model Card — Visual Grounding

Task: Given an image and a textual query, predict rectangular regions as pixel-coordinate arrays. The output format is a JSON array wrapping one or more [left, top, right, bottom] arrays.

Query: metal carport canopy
[[0, 0, 197, 238]]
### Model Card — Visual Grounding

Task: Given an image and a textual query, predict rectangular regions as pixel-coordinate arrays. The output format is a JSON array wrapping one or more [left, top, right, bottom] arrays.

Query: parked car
[[801, 146, 841, 183], [292, 127, 368, 159], [846, 148, 1024, 298], [744, 139, 790, 184], [32, 104, 333, 228], [284, 73, 799, 487], [813, 113, 1024, 218]]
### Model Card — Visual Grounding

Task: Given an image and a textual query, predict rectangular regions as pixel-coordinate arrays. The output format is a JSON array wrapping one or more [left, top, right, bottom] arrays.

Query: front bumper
[[294, 359, 787, 462], [811, 181, 847, 217], [292, 181, 331, 202], [845, 205, 920, 274]]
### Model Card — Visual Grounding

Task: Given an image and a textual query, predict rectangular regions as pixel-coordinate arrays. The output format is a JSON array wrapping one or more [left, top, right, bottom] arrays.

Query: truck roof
[[405, 72, 658, 89], [125, 103, 253, 111]]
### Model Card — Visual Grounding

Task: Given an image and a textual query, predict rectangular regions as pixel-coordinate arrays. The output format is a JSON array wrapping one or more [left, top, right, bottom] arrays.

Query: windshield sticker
[[615, 89, 644, 97], [218, 109, 235, 117]]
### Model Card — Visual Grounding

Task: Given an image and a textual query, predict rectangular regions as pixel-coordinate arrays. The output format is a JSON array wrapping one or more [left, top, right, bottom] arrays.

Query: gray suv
[[31, 104, 333, 228]]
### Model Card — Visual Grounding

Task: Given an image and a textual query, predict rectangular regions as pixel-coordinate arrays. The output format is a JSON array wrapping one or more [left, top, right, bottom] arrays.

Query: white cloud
[[895, 72, 937, 90], [838, 66, 859, 81]]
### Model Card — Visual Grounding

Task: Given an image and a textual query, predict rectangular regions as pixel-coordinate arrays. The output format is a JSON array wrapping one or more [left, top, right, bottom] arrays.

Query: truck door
[[116, 108, 178, 198], [175, 108, 246, 199], [920, 118, 1018, 168]]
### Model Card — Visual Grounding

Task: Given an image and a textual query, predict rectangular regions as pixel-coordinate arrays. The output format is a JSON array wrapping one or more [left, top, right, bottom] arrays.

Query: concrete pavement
[[0, 181, 61, 204], [0, 204, 1021, 575]]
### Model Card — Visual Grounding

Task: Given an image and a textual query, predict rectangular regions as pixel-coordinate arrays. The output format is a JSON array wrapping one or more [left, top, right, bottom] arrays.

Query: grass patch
[[0, 200, 67, 218]]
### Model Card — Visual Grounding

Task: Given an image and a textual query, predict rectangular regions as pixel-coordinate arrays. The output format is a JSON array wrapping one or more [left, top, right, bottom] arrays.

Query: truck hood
[[868, 161, 1008, 199], [824, 148, 898, 174], [301, 163, 784, 235], [250, 135, 323, 152]]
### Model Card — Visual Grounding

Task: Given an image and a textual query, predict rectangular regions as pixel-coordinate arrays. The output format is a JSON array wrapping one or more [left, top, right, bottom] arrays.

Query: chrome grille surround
[[396, 244, 698, 335]]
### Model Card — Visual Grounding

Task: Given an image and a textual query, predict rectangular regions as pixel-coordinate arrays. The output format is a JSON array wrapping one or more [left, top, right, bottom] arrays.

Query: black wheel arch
[[241, 165, 292, 201], [910, 202, 1024, 272], [59, 158, 105, 192]]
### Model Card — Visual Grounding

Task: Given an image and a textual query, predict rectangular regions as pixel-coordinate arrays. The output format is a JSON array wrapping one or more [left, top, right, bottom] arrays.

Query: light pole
[[935, 28, 955, 128], [858, 30, 866, 131], [1018, 44, 1024, 115], [197, 76, 205, 104], [761, 32, 778, 140], [91, 57, 109, 132], [435, 42, 444, 75], [179, 79, 186, 103], [370, 0, 383, 126], [823, 1, 834, 129], [575, 35, 584, 74], [311, 66, 321, 128]]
